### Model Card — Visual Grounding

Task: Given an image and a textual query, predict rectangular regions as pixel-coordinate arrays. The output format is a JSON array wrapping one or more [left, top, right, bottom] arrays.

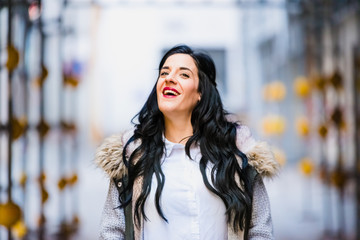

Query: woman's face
[[156, 53, 201, 119]]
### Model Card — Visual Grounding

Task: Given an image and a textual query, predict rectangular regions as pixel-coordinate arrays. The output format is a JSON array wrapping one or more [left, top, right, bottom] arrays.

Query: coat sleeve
[[99, 180, 126, 240], [236, 124, 277, 239], [248, 176, 274, 240], [236, 125, 257, 154]]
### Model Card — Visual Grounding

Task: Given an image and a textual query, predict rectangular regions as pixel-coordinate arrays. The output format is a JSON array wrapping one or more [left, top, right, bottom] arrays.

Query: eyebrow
[[161, 66, 193, 74]]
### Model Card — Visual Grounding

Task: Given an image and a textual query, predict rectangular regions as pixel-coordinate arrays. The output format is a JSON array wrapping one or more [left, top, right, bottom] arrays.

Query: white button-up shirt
[[143, 138, 227, 240]]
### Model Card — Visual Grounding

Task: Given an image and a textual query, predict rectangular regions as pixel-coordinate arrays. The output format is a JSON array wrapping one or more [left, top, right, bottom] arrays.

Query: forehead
[[162, 54, 197, 71]]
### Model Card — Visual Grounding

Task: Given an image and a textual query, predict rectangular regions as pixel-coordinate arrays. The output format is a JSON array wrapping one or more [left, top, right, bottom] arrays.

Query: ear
[[198, 93, 201, 101]]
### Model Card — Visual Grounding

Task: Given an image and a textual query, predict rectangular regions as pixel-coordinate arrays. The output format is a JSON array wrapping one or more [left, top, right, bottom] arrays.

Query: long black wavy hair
[[120, 45, 255, 235]]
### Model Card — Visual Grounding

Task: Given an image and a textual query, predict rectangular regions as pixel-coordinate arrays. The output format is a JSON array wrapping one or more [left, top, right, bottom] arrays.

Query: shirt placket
[[184, 152, 200, 240]]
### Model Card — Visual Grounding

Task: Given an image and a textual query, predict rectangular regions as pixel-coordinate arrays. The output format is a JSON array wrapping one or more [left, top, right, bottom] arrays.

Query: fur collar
[[246, 141, 280, 179], [95, 130, 137, 180], [95, 130, 280, 180]]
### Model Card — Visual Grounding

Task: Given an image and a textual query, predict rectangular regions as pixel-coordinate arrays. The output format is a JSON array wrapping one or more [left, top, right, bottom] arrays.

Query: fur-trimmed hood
[[95, 128, 280, 180]]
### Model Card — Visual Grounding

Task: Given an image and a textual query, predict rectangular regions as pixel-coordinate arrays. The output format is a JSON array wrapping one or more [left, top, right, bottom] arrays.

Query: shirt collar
[[163, 135, 200, 158], [163, 136, 184, 157]]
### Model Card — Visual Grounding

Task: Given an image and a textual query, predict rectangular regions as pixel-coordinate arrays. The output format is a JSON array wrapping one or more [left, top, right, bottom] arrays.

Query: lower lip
[[162, 94, 178, 98]]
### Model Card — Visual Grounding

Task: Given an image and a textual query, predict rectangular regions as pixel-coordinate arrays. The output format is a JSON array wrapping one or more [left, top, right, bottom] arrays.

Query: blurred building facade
[[0, 0, 359, 239], [242, 0, 359, 239], [287, 1, 360, 239]]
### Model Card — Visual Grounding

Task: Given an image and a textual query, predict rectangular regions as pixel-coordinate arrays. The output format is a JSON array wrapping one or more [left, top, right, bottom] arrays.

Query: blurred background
[[0, 0, 359, 239]]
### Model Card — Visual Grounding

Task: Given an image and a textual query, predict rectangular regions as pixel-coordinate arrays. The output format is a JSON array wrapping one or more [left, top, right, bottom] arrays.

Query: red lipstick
[[162, 87, 180, 98]]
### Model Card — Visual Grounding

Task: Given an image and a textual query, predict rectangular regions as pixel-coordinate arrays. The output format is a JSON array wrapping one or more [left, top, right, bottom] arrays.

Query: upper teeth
[[164, 89, 179, 96]]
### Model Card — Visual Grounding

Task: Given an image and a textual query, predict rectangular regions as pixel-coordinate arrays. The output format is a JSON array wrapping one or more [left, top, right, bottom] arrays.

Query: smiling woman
[[156, 53, 201, 142], [95, 45, 279, 240]]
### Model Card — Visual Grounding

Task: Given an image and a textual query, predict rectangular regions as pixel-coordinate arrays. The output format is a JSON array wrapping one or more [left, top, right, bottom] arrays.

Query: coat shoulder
[[236, 125, 280, 179], [94, 129, 134, 180]]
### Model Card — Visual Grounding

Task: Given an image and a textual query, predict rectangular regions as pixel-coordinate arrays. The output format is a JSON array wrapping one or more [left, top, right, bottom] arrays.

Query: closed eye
[[181, 73, 190, 78]]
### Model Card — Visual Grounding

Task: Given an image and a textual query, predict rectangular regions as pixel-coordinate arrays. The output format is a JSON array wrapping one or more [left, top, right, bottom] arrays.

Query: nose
[[165, 73, 177, 84]]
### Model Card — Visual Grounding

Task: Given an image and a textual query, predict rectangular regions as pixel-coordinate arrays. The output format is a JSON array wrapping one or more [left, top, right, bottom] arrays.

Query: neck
[[163, 115, 193, 145]]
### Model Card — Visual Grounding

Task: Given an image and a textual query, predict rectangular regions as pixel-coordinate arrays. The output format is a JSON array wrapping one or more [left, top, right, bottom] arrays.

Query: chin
[[159, 106, 177, 116]]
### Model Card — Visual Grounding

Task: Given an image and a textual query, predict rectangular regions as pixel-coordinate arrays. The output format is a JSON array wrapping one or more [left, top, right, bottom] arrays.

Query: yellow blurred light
[[299, 157, 314, 177], [263, 81, 286, 102], [0, 201, 22, 228], [12, 220, 27, 238], [294, 76, 311, 98], [295, 116, 310, 137], [262, 114, 286, 136], [271, 81, 286, 101]]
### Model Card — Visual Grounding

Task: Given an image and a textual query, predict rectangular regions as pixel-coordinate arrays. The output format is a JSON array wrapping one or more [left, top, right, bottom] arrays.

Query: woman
[[95, 45, 279, 240]]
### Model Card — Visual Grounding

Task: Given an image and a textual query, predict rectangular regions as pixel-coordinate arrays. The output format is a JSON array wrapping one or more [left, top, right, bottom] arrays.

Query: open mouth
[[162, 87, 180, 97]]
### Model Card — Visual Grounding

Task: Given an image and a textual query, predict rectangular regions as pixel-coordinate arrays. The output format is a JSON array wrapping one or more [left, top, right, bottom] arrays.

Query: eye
[[181, 73, 190, 78], [160, 71, 169, 76]]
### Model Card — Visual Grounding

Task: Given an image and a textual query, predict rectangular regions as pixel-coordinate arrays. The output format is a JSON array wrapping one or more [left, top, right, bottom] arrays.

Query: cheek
[[156, 79, 163, 94], [189, 81, 200, 98], [184, 84, 200, 102]]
